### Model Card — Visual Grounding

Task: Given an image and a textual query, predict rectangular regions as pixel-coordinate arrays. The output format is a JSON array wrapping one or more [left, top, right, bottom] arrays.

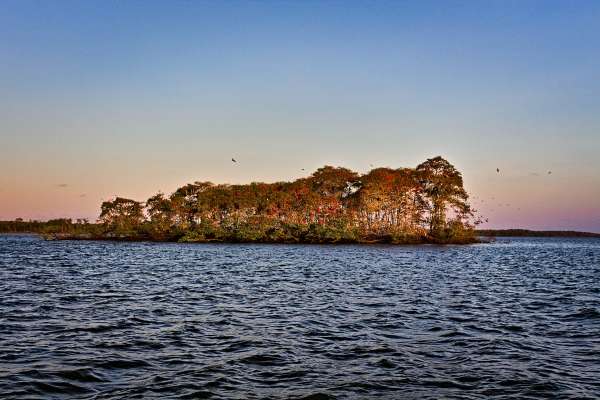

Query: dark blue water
[[1, 235, 599, 399]]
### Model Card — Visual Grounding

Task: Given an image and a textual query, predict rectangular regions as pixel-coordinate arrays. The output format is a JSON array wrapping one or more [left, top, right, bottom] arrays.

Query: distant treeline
[[0, 219, 94, 234], [26, 157, 480, 244], [477, 229, 600, 238]]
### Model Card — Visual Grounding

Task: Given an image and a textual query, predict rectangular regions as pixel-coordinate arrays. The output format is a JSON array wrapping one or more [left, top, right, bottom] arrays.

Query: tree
[[169, 181, 213, 227], [99, 197, 145, 233], [310, 166, 359, 198], [145, 193, 175, 239], [416, 156, 471, 236], [350, 167, 424, 236], [309, 166, 359, 224]]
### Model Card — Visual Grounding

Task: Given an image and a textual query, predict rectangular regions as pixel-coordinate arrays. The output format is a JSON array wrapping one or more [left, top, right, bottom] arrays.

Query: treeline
[[75, 156, 477, 244], [0, 219, 94, 234], [477, 229, 600, 238]]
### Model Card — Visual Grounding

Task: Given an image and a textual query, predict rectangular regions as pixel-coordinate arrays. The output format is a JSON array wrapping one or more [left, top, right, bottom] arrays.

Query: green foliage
[[304, 219, 360, 243], [99, 197, 144, 236], [427, 219, 477, 244]]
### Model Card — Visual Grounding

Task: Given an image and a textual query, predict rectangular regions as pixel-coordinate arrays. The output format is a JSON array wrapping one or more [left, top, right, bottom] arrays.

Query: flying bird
[[548, 171, 552, 175], [496, 168, 500, 173], [231, 158, 237, 163], [301, 168, 305, 171]]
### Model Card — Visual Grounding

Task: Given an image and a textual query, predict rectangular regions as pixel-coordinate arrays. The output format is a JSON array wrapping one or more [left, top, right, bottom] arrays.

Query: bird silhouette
[[548, 171, 552, 175], [496, 168, 500, 173], [231, 158, 237, 163], [301, 168, 305, 171]]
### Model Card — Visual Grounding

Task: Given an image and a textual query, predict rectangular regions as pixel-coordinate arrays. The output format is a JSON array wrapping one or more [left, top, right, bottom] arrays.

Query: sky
[[1, 0, 599, 232]]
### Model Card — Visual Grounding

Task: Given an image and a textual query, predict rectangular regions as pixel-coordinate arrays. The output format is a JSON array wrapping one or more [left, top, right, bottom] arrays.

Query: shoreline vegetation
[[5, 157, 595, 244], [2, 225, 598, 240]]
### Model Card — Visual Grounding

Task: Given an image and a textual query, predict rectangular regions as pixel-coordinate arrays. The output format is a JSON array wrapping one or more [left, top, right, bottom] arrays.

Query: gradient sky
[[1, 0, 599, 231]]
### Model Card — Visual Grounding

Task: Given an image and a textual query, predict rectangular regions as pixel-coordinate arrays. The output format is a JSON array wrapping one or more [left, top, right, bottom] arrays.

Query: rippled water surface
[[1, 235, 599, 399]]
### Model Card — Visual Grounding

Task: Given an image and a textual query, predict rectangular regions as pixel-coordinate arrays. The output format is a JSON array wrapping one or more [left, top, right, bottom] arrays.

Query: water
[[1, 235, 599, 399]]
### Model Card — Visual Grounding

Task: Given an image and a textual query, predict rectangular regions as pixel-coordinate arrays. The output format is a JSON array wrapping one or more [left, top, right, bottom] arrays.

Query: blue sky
[[1, 1, 599, 231]]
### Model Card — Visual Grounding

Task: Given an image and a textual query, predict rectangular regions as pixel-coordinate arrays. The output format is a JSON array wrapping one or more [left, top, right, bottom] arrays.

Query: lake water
[[1, 235, 599, 399]]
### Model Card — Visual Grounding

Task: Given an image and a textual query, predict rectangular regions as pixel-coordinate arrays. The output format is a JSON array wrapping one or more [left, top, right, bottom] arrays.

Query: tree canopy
[[67, 157, 478, 244]]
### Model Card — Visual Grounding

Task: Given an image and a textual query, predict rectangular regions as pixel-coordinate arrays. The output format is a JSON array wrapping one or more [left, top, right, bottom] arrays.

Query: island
[[3, 157, 482, 244]]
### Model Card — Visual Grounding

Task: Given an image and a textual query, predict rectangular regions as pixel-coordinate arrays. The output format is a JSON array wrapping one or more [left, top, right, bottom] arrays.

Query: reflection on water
[[1, 235, 599, 399]]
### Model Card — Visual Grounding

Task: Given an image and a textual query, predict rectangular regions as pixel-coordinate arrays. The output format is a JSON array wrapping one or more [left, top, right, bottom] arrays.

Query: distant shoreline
[[476, 229, 600, 238]]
